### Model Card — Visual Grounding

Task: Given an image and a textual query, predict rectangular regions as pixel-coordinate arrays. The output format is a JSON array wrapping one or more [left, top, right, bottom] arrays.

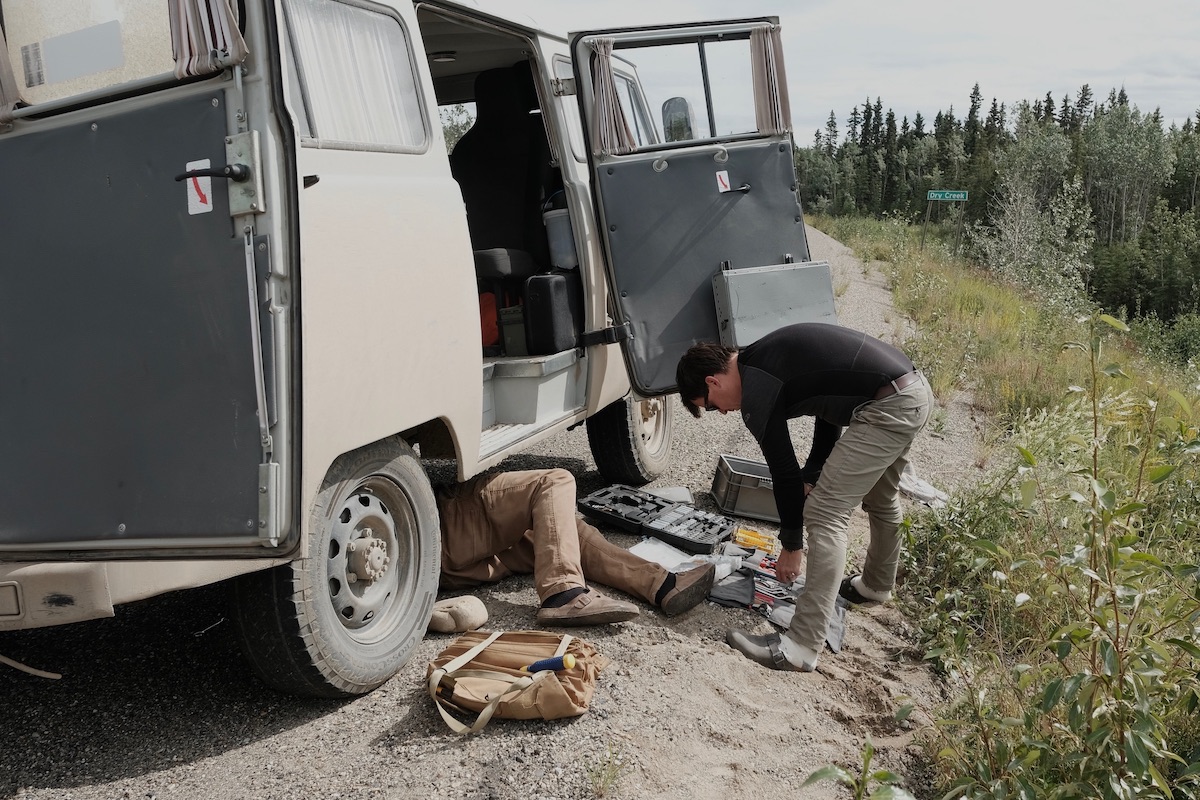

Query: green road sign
[[928, 190, 968, 201]]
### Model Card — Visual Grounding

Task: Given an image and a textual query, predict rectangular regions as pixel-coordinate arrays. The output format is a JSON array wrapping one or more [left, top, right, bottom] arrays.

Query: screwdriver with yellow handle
[[521, 654, 576, 672]]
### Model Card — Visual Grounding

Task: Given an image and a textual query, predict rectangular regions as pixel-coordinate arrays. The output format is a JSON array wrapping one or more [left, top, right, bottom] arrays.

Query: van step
[[479, 411, 577, 458], [485, 349, 578, 379]]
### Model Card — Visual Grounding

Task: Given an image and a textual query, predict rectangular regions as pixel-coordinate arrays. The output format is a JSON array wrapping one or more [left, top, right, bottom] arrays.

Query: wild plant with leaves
[[903, 314, 1200, 797], [804, 737, 917, 800]]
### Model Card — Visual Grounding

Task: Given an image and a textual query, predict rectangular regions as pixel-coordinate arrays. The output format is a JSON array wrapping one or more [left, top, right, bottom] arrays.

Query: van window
[[283, 0, 427, 151], [621, 38, 755, 141], [1, 0, 174, 105]]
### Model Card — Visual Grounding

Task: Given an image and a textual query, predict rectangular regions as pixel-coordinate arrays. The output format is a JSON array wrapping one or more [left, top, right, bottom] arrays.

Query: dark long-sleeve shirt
[[737, 323, 914, 550]]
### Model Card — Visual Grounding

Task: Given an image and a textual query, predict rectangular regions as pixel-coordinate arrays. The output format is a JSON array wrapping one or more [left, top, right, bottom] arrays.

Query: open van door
[[572, 20, 809, 396]]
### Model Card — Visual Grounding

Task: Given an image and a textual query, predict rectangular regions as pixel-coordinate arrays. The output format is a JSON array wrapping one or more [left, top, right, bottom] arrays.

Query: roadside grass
[[810, 213, 1173, 425], [586, 743, 631, 799], [807, 213, 1200, 797]]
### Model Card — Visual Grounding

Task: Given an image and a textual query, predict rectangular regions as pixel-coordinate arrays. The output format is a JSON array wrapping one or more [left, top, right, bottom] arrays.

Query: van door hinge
[[257, 462, 282, 546], [551, 77, 576, 97], [578, 322, 631, 348], [226, 131, 265, 217]]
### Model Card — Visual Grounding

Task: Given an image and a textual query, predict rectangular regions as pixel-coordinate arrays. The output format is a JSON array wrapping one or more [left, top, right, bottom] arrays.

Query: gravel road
[[0, 227, 987, 800]]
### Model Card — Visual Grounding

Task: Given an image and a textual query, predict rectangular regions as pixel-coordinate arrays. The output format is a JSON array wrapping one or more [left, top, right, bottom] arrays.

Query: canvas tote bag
[[427, 629, 610, 734]]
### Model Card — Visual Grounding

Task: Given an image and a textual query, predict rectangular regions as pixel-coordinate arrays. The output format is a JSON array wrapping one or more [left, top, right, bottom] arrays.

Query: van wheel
[[230, 438, 440, 698], [586, 395, 674, 486]]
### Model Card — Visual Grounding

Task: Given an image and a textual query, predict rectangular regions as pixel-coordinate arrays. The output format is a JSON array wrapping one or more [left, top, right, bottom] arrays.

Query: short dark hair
[[676, 342, 737, 418]]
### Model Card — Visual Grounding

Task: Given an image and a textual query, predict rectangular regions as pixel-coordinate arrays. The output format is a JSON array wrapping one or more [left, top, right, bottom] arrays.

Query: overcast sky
[[486, 0, 1200, 143]]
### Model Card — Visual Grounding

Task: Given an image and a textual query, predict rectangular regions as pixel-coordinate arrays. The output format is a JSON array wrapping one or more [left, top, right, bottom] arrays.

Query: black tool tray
[[577, 484, 734, 554]]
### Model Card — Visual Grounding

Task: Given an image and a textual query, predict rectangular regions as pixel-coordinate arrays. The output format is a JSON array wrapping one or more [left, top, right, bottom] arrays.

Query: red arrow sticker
[[191, 176, 208, 206], [185, 158, 214, 215]]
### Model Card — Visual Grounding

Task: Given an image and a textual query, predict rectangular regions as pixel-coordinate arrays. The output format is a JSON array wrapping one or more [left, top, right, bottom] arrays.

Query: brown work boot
[[660, 562, 716, 616], [536, 588, 640, 626]]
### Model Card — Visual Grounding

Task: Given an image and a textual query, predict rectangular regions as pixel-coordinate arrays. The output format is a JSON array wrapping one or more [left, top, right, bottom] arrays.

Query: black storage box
[[524, 270, 583, 355]]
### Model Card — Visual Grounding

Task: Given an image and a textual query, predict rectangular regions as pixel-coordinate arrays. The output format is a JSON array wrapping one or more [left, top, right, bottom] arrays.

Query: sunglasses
[[703, 386, 717, 413]]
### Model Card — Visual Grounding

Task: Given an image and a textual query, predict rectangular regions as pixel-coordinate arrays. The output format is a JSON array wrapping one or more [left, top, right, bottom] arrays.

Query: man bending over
[[676, 322, 931, 671]]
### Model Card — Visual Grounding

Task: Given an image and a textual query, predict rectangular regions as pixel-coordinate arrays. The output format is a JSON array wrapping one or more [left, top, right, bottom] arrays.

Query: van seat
[[450, 63, 562, 350]]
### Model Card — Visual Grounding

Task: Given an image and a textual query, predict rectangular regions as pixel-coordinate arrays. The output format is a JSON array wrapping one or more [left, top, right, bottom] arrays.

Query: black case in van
[[524, 270, 583, 355]]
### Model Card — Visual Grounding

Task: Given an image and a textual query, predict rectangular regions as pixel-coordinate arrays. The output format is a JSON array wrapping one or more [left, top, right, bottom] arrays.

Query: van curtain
[[750, 24, 791, 136], [169, 0, 249, 79], [588, 38, 636, 158]]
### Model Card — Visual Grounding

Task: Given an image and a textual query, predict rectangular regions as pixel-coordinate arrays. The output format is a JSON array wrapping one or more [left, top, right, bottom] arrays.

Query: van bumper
[[0, 562, 114, 631], [0, 558, 288, 632]]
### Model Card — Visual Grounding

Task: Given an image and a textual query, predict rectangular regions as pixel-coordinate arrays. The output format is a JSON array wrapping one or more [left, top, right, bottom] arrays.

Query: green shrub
[[809, 210, 1200, 799], [1133, 312, 1200, 367], [903, 315, 1200, 797]]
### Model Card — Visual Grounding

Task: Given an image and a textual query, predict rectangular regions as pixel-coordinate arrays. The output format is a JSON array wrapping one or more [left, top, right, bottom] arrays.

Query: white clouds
[[488, 0, 1199, 140]]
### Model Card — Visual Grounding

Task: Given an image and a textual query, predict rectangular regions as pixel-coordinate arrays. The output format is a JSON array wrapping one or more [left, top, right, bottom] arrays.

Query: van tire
[[586, 395, 673, 486], [229, 438, 440, 698]]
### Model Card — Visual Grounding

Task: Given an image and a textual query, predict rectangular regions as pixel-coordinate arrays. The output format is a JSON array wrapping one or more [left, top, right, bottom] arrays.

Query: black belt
[[874, 371, 921, 401]]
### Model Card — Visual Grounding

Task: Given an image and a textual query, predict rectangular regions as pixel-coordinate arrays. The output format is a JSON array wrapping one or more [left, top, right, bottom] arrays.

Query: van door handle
[[174, 163, 251, 183], [734, 183, 751, 193]]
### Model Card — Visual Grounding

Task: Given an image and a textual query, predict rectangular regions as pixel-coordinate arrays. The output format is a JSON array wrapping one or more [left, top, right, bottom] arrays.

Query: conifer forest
[[794, 85, 1200, 358]]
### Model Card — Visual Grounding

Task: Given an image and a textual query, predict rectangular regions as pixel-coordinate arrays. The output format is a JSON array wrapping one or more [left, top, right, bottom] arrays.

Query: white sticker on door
[[715, 170, 731, 193], [185, 159, 214, 215]]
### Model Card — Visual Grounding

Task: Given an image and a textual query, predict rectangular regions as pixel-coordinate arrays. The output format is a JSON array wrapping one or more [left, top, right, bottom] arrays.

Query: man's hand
[[774, 547, 805, 584]]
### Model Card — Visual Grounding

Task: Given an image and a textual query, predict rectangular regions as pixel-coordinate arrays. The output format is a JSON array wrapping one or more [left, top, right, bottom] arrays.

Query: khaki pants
[[436, 468, 666, 604], [787, 377, 933, 653]]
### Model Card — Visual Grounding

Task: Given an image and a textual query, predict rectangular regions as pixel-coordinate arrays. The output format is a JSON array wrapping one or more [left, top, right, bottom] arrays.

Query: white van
[[0, 0, 820, 696]]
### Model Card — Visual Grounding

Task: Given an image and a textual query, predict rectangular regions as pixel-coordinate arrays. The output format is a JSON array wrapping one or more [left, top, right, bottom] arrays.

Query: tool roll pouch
[[427, 629, 609, 735]]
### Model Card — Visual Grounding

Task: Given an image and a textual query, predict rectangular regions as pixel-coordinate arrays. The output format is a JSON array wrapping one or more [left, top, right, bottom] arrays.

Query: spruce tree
[[985, 100, 1005, 147], [883, 110, 900, 212], [1074, 84, 1094, 122], [847, 105, 862, 144], [965, 84, 983, 157], [824, 111, 839, 157], [859, 98, 874, 150]]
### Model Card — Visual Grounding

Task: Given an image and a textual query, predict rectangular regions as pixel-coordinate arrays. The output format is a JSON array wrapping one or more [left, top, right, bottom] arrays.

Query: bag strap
[[426, 631, 574, 735], [443, 630, 504, 672], [430, 669, 545, 734]]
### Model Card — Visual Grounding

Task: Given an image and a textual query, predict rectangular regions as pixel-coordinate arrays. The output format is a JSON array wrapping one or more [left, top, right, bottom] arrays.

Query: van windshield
[[1, 0, 175, 106]]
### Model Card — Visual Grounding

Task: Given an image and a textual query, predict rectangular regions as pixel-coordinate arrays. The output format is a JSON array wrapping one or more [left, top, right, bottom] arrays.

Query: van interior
[[415, 7, 591, 451]]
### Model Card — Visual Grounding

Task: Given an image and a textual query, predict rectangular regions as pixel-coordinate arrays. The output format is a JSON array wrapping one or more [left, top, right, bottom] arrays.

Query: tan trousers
[[436, 468, 667, 604], [788, 377, 933, 652]]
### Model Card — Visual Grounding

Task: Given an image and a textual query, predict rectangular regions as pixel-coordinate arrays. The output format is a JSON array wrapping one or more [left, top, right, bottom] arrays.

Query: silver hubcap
[[327, 478, 414, 635], [637, 397, 667, 454]]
